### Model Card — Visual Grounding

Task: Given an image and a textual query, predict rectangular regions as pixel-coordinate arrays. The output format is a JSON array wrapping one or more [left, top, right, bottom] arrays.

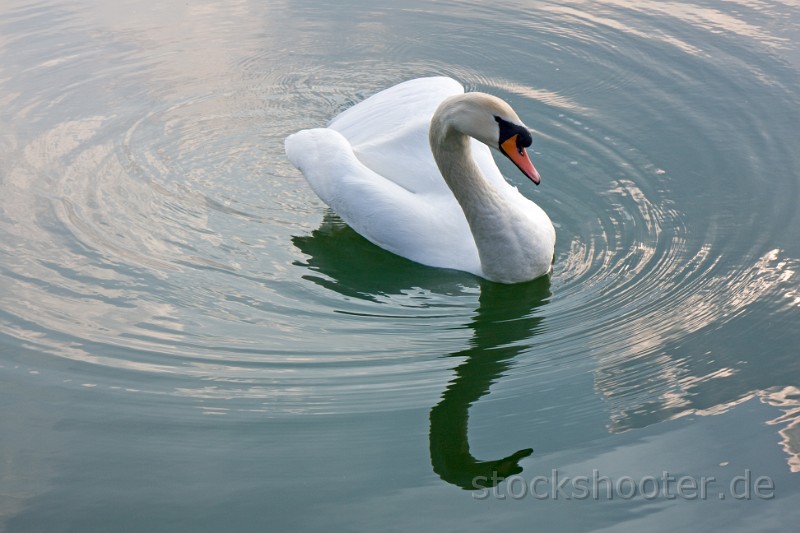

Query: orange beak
[[500, 135, 541, 185]]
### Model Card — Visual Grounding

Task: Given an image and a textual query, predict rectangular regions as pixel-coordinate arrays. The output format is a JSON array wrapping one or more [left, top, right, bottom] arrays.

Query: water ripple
[[1, 0, 798, 425]]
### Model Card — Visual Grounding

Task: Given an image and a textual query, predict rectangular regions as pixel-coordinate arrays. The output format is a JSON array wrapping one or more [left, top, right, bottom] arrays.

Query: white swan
[[284, 77, 555, 284]]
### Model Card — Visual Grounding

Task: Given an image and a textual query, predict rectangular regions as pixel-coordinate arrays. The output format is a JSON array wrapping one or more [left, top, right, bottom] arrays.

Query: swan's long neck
[[430, 101, 548, 283]]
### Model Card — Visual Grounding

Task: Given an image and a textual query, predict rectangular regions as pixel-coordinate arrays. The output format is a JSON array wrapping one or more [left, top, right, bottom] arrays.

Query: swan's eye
[[495, 116, 532, 152]]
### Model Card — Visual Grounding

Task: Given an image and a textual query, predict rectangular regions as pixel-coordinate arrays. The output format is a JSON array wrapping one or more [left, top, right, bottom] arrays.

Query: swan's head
[[434, 92, 542, 185], [493, 115, 541, 186]]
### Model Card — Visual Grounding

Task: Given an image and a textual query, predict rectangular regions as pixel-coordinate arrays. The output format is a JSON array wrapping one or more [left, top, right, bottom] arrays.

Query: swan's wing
[[328, 77, 463, 145], [330, 77, 524, 201], [328, 77, 464, 195], [285, 127, 482, 275]]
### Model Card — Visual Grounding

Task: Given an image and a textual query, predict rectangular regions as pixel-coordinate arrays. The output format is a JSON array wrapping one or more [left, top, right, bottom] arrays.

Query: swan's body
[[285, 77, 555, 283]]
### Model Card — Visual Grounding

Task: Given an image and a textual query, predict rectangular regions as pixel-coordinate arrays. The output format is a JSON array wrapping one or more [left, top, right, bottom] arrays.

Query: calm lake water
[[1, 0, 799, 531]]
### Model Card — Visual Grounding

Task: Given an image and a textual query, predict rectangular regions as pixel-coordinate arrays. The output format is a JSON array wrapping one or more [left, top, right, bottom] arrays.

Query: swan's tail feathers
[[285, 128, 346, 205], [285, 128, 378, 208], [285, 127, 402, 243]]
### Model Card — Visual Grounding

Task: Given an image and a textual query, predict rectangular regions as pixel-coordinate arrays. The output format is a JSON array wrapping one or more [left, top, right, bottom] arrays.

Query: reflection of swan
[[292, 213, 475, 301], [292, 222, 549, 490], [285, 77, 555, 283], [429, 280, 549, 490]]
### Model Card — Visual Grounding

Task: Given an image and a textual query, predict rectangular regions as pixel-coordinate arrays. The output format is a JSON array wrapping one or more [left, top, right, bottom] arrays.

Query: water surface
[[1, 0, 799, 531]]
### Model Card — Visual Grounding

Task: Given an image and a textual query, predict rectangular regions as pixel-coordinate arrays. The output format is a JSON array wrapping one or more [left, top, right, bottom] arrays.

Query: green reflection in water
[[293, 212, 477, 297], [429, 279, 549, 489], [295, 215, 550, 489]]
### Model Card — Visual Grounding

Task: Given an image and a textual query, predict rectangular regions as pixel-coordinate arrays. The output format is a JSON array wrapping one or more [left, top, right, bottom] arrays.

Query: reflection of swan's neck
[[430, 103, 541, 283]]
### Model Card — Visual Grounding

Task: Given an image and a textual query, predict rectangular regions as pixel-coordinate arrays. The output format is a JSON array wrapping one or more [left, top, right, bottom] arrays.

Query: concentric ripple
[[1, 0, 798, 429]]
